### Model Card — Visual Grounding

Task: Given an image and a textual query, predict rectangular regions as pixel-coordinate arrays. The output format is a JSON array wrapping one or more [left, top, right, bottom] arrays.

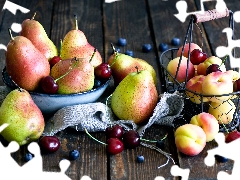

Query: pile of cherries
[[86, 124, 167, 155]]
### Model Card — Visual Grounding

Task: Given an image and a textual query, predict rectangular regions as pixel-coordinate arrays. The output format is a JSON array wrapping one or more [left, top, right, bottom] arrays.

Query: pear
[[0, 88, 45, 146], [108, 51, 157, 86], [20, 12, 58, 60], [50, 57, 94, 94], [60, 15, 102, 67], [6, 29, 50, 91], [111, 67, 158, 124]]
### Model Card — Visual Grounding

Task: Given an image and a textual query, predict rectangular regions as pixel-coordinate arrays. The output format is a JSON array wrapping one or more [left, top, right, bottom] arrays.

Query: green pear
[[111, 68, 158, 124], [0, 88, 45, 146], [20, 12, 58, 60], [6, 29, 50, 91], [50, 57, 94, 94], [60, 15, 102, 68], [108, 51, 157, 86]]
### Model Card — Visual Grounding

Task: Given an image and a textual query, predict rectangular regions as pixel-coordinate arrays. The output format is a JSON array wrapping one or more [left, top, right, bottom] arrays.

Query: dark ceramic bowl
[[2, 67, 110, 114]]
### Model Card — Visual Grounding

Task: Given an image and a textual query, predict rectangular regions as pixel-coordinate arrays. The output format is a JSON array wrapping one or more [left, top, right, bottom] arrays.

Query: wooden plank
[[103, 1, 178, 179], [103, 0, 163, 93]]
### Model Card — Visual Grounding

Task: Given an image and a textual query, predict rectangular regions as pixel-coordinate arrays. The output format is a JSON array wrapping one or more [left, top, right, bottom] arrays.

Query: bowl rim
[[2, 66, 111, 97]]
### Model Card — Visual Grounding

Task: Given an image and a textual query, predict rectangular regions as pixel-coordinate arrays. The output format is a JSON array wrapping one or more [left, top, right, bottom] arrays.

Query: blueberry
[[115, 47, 121, 53], [171, 37, 181, 46], [69, 150, 80, 160], [125, 50, 134, 57], [142, 44, 152, 53], [156, 140, 165, 149], [215, 155, 228, 163], [24, 153, 34, 162], [94, 79, 101, 88], [117, 38, 127, 46], [159, 43, 168, 52], [137, 155, 144, 163]]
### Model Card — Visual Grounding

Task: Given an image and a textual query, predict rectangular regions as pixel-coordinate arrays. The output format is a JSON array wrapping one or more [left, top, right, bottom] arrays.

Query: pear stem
[[85, 128, 107, 145], [89, 48, 97, 62], [74, 14, 78, 30], [54, 57, 79, 82], [31, 12, 36, 20], [109, 43, 119, 67], [8, 28, 14, 40], [135, 66, 139, 73]]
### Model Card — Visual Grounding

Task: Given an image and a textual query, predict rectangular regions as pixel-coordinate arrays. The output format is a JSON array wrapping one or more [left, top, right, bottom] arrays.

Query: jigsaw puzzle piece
[[154, 176, 165, 180], [234, 11, 240, 23], [170, 165, 190, 180], [3, 0, 30, 15]]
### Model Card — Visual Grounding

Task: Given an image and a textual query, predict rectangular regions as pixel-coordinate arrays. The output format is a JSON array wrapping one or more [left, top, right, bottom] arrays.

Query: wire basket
[[159, 9, 240, 132]]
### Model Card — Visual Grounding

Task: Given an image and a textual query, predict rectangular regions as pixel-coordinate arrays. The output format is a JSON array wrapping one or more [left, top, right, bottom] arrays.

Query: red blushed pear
[[108, 46, 157, 86], [50, 57, 94, 94], [6, 29, 50, 91], [0, 88, 45, 146], [20, 12, 58, 60], [111, 67, 158, 125], [60, 15, 102, 68]]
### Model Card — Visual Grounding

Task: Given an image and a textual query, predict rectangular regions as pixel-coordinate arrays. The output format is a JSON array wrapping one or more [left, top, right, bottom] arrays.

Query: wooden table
[[0, 0, 239, 179]]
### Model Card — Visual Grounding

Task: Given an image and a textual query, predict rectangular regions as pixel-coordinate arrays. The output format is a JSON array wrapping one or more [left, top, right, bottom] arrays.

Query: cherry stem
[[220, 55, 228, 67], [140, 133, 168, 143], [31, 12, 36, 20], [74, 14, 78, 30], [85, 128, 107, 145], [54, 57, 79, 82], [8, 28, 14, 40], [89, 48, 97, 62]]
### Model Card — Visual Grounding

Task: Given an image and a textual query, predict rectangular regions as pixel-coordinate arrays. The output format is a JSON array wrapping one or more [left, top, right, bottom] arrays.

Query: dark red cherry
[[107, 138, 124, 155], [38, 136, 60, 154], [94, 63, 112, 80], [106, 124, 124, 140], [206, 64, 222, 75], [40, 76, 58, 94], [122, 130, 140, 149], [49, 56, 62, 68], [233, 78, 240, 92], [190, 49, 208, 65]]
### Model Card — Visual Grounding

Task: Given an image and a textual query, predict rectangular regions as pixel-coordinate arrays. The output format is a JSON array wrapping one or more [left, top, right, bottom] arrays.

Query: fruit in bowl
[[2, 67, 111, 115]]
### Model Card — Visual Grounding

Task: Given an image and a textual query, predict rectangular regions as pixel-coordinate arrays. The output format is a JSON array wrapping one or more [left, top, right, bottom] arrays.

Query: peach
[[202, 71, 233, 103], [185, 75, 209, 104], [208, 100, 236, 124], [197, 56, 226, 76], [167, 56, 195, 83], [190, 112, 219, 142], [174, 124, 206, 156], [177, 42, 202, 58]]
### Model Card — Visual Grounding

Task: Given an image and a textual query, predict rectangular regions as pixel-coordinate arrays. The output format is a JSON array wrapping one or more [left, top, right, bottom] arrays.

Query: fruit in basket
[[108, 50, 157, 86], [176, 42, 201, 58], [185, 75, 209, 104], [0, 88, 45, 145], [111, 68, 158, 124], [49, 56, 62, 68], [60, 15, 102, 68], [50, 57, 94, 94], [190, 112, 219, 142], [233, 78, 240, 92], [167, 56, 195, 83], [6, 29, 50, 91], [174, 124, 206, 156], [208, 100, 236, 124], [206, 64, 221, 75], [202, 71, 233, 103], [225, 70, 240, 82], [197, 56, 226, 76], [225, 130, 240, 143], [190, 49, 208, 65], [40, 76, 59, 94], [20, 12, 58, 60]]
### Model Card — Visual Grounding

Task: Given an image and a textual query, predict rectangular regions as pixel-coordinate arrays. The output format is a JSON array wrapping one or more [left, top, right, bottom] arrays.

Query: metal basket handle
[[193, 8, 230, 23]]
